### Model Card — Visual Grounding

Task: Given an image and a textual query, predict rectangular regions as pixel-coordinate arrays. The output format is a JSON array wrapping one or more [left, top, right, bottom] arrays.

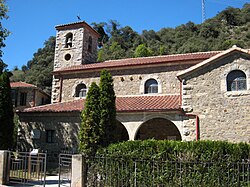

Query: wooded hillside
[[11, 3, 250, 95]]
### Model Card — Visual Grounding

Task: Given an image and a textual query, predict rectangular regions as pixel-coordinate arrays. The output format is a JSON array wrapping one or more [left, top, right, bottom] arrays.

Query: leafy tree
[[17, 36, 55, 94], [10, 69, 25, 82], [0, 0, 14, 150], [78, 82, 101, 156], [134, 44, 152, 57], [99, 70, 116, 147], [0, 0, 9, 65], [91, 22, 109, 47], [11, 3, 250, 92]]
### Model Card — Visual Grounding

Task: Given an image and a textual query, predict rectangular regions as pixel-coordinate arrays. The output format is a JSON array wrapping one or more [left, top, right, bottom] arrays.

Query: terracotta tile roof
[[10, 82, 37, 88], [53, 51, 220, 74], [20, 95, 180, 113], [177, 46, 250, 78], [55, 21, 99, 37]]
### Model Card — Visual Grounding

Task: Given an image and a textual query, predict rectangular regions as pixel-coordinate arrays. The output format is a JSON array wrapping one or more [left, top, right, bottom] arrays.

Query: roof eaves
[[55, 21, 100, 37], [52, 56, 212, 74], [177, 47, 250, 79]]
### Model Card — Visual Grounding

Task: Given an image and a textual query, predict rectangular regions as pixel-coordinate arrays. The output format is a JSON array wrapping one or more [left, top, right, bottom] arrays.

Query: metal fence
[[7, 151, 47, 186], [59, 153, 72, 187], [86, 156, 250, 187]]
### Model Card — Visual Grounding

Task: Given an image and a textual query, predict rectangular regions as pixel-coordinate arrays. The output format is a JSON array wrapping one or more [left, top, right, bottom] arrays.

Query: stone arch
[[114, 120, 129, 142], [135, 117, 182, 141]]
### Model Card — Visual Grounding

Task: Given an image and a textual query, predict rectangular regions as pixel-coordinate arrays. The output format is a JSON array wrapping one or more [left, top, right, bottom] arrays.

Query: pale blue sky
[[2, 0, 249, 70]]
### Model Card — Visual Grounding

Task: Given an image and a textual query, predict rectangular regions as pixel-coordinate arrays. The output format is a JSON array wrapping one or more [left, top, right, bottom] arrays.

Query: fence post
[[71, 154, 87, 187], [0, 150, 8, 185]]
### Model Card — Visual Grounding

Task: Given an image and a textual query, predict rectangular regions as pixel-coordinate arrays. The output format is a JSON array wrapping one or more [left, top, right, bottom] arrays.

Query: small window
[[75, 84, 87, 97], [145, 79, 158, 94], [46, 130, 55, 143], [20, 92, 27, 106], [65, 33, 73, 48], [227, 70, 247, 91], [64, 53, 71, 61], [88, 36, 92, 53]]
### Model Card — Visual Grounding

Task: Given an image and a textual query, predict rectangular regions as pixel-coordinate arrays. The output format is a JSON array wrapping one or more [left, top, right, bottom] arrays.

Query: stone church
[[17, 21, 250, 155]]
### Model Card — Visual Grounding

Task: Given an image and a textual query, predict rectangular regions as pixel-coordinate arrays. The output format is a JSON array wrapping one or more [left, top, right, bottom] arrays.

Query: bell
[[67, 38, 72, 44]]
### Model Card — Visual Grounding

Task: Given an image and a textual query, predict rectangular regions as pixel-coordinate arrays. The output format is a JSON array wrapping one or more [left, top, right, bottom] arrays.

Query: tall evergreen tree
[[0, 0, 14, 150], [99, 69, 116, 147], [0, 68, 14, 149], [78, 82, 101, 156]]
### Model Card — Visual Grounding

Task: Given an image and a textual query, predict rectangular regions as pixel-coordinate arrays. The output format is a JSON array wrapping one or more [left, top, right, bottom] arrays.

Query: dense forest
[[11, 3, 250, 95]]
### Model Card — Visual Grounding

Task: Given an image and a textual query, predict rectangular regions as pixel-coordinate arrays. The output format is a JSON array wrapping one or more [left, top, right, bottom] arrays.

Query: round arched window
[[65, 33, 73, 48], [75, 84, 87, 97], [226, 70, 246, 91], [145, 79, 158, 94]]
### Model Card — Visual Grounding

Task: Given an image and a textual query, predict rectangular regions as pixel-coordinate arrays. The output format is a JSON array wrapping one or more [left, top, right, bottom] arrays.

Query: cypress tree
[[0, 67, 14, 149], [99, 69, 116, 147], [0, 0, 14, 150], [78, 82, 101, 156]]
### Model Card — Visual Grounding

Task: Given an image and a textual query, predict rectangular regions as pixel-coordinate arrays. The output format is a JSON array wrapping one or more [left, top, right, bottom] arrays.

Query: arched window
[[65, 33, 73, 48], [88, 36, 92, 53], [75, 84, 87, 97], [227, 70, 247, 91], [145, 79, 158, 94]]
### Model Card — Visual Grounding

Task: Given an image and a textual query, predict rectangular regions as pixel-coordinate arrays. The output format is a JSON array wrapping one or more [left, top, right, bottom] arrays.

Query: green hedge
[[97, 140, 249, 162], [86, 140, 250, 186]]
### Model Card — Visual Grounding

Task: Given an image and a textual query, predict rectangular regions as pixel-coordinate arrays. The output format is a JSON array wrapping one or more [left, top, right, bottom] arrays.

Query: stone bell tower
[[53, 21, 99, 70], [51, 21, 99, 103]]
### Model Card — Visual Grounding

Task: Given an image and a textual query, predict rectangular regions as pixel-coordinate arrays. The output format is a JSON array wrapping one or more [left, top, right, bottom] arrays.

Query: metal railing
[[7, 151, 47, 186], [58, 153, 72, 187], [86, 156, 250, 187]]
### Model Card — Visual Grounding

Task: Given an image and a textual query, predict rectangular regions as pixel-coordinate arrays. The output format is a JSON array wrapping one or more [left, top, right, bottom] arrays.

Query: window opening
[[145, 79, 158, 94], [64, 53, 71, 61], [75, 84, 87, 97], [46, 130, 55, 143], [20, 92, 27, 106], [227, 70, 247, 91], [88, 36, 92, 53], [65, 33, 73, 48]]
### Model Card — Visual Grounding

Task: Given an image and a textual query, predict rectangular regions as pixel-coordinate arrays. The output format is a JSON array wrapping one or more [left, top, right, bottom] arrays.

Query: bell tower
[[53, 21, 99, 71], [51, 21, 99, 103]]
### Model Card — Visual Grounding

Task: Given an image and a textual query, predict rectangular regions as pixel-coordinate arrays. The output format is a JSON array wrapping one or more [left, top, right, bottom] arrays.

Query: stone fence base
[[0, 151, 8, 185], [71, 154, 87, 187]]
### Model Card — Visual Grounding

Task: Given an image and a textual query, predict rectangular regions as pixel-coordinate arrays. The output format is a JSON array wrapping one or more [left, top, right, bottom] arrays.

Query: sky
[[2, 0, 250, 70]]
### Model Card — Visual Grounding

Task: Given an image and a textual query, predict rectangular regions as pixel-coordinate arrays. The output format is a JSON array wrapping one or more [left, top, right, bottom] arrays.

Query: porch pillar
[[0, 150, 8, 185]]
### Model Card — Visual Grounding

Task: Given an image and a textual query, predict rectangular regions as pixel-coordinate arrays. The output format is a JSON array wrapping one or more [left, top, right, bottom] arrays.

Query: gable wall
[[182, 52, 250, 143]]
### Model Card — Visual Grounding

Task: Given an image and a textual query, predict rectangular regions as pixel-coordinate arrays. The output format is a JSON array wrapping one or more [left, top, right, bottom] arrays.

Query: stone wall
[[13, 87, 34, 110], [35, 90, 50, 106], [18, 112, 81, 165], [18, 111, 195, 164], [182, 52, 250, 143], [53, 27, 98, 70], [59, 64, 193, 102], [52, 24, 98, 103]]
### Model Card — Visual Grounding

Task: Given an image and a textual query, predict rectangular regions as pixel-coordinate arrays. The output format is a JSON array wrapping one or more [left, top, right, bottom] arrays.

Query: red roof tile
[[53, 51, 220, 74], [20, 95, 180, 113], [55, 21, 100, 37], [10, 82, 37, 88], [177, 47, 250, 78]]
